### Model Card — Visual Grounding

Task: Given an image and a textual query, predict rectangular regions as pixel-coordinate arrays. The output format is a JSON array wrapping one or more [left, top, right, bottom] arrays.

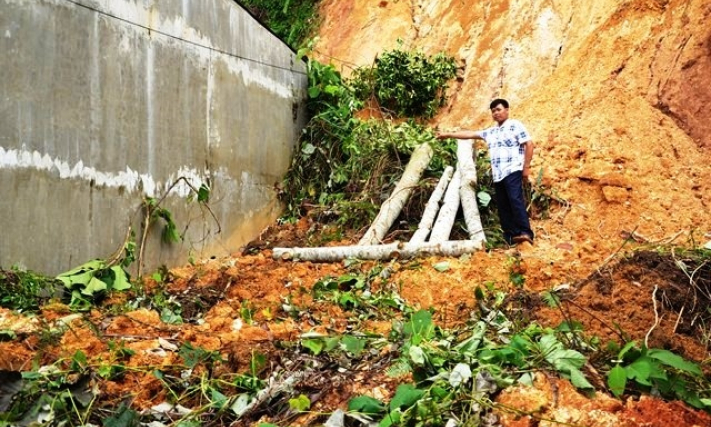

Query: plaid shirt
[[478, 119, 532, 182]]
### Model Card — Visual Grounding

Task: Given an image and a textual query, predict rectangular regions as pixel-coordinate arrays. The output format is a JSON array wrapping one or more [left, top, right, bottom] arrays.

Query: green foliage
[[0, 351, 99, 425], [348, 308, 603, 426], [288, 394, 311, 412], [57, 259, 131, 311], [507, 257, 526, 288], [281, 46, 461, 231], [606, 341, 708, 408], [144, 197, 181, 244], [103, 403, 139, 427], [0, 266, 62, 312], [352, 43, 457, 118], [310, 265, 410, 318], [240, 0, 319, 49], [178, 342, 224, 370]]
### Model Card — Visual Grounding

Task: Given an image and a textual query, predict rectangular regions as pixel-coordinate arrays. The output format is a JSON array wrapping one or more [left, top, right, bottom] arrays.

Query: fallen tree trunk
[[273, 239, 485, 262], [358, 143, 434, 246], [457, 140, 487, 242], [410, 166, 454, 243], [429, 169, 461, 242]]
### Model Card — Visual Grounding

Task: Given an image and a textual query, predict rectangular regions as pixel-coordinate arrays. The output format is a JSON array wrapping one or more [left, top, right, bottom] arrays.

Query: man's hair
[[489, 98, 509, 109]]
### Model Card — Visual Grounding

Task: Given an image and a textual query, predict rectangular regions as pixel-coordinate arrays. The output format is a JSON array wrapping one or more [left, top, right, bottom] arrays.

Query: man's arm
[[436, 130, 484, 140], [522, 140, 534, 178]]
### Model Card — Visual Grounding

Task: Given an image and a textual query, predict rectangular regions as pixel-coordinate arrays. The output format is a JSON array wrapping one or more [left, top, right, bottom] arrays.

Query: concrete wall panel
[[0, 0, 307, 274]]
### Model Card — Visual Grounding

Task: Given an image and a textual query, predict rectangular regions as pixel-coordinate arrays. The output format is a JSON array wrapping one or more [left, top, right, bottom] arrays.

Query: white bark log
[[358, 143, 434, 245], [457, 140, 478, 186], [457, 140, 487, 242], [429, 169, 461, 242], [410, 166, 454, 243], [273, 239, 485, 262]]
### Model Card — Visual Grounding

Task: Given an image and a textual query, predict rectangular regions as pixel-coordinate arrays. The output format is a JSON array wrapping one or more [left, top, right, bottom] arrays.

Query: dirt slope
[[314, 0, 711, 287]]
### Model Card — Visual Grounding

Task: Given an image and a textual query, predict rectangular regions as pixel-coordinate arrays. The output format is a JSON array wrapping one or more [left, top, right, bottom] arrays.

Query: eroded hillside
[[314, 0, 711, 278]]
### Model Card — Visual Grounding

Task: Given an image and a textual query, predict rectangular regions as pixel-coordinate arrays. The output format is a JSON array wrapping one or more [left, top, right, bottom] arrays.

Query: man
[[436, 98, 535, 245]]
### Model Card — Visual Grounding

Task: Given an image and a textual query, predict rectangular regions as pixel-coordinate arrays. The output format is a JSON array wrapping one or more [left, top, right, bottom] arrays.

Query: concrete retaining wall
[[0, 0, 307, 275]]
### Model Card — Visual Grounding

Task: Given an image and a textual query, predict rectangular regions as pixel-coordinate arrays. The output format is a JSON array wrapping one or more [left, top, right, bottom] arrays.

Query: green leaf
[[81, 276, 108, 296], [539, 334, 586, 373], [308, 86, 321, 98], [618, 341, 638, 360], [403, 310, 434, 343], [250, 351, 266, 376], [301, 143, 316, 155], [72, 350, 88, 369], [348, 395, 386, 415], [433, 261, 450, 272], [341, 335, 366, 357], [210, 388, 229, 409], [58, 260, 104, 280], [338, 292, 358, 308], [302, 338, 324, 355], [97, 364, 114, 379], [389, 384, 424, 411], [647, 349, 702, 375], [288, 394, 311, 412], [454, 321, 486, 354], [110, 266, 131, 291], [408, 345, 426, 366], [379, 410, 402, 427], [626, 357, 653, 385], [160, 307, 183, 325], [477, 191, 492, 207], [608, 365, 627, 397], [569, 368, 593, 389], [324, 84, 341, 96], [103, 403, 139, 427], [197, 183, 210, 202]]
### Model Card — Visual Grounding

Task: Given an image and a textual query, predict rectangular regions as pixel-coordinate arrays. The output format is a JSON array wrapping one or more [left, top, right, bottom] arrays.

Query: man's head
[[489, 98, 509, 125]]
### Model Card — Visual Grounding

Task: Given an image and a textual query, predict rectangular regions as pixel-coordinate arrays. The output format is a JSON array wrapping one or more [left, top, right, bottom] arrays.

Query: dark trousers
[[494, 171, 534, 244]]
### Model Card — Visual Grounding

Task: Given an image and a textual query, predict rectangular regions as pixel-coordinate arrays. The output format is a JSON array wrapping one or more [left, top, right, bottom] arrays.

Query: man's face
[[490, 104, 509, 124]]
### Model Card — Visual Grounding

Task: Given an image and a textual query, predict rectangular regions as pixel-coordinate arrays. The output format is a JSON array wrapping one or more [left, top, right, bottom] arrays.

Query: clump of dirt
[[496, 373, 711, 427], [533, 250, 711, 362]]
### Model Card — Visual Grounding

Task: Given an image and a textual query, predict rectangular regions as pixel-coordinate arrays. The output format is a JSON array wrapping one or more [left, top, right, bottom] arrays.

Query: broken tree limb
[[429, 169, 461, 242], [273, 239, 485, 262], [410, 166, 454, 243], [358, 143, 434, 246], [457, 140, 487, 242]]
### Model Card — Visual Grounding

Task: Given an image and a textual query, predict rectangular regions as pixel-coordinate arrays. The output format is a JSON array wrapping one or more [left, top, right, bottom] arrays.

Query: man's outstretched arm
[[436, 130, 484, 140]]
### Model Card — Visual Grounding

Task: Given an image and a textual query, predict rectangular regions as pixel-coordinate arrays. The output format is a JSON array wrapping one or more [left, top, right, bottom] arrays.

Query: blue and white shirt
[[477, 119, 532, 182]]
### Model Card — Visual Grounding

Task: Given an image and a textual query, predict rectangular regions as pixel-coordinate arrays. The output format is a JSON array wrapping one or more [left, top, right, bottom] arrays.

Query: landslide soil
[[3, 1, 711, 426]]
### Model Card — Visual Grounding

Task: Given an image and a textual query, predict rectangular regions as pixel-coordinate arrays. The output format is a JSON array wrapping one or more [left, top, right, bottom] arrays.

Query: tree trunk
[[457, 140, 487, 242], [410, 166, 454, 243], [429, 169, 461, 242], [358, 143, 434, 245], [273, 239, 485, 262]]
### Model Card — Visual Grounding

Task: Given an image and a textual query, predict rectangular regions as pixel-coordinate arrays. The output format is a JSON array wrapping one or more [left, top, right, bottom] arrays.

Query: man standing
[[436, 98, 534, 245]]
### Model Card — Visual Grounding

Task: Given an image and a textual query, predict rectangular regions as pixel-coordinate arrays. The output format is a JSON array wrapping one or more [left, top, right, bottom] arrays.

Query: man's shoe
[[513, 234, 533, 245]]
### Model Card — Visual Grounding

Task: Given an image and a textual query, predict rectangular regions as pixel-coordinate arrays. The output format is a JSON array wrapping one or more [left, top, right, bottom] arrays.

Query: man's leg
[[502, 171, 534, 242], [494, 179, 516, 244]]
